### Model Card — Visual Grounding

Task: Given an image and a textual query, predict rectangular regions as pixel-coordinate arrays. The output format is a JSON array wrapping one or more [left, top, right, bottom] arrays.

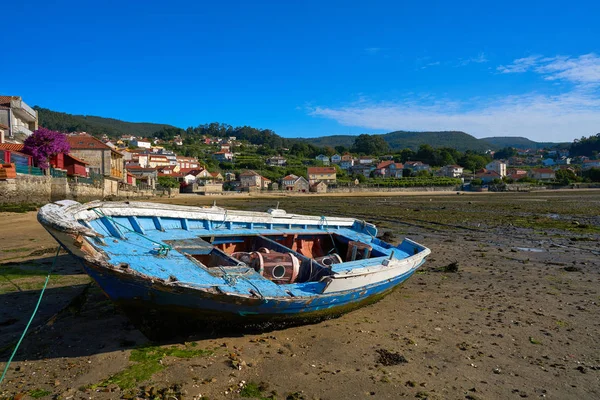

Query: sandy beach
[[1, 190, 599, 399]]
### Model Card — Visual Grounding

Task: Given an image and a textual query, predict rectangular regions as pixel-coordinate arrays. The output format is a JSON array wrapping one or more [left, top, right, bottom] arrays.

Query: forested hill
[[35, 107, 176, 137], [299, 130, 494, 152], [481, 136, 567, 149]]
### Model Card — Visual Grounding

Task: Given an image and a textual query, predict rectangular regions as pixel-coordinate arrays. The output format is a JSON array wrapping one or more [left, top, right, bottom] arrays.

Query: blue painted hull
[[82, 259, 417, 338]]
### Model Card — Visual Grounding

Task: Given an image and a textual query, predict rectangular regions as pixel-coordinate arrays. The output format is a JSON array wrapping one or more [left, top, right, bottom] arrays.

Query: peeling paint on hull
[[38, 200, 430, 339]]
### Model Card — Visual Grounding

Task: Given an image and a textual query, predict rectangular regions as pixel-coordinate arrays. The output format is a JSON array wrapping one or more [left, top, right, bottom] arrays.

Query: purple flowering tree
[[23, 128, 70, 169]]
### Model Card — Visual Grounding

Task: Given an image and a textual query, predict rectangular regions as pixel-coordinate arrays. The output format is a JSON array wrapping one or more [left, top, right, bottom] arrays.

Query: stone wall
[[1, 175, 157, 205], [327, 185, 459, 193], [0, 175, 52, 204]]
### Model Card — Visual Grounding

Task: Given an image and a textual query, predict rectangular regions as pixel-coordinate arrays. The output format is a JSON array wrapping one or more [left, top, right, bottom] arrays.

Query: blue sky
[[2, 0, 599, 142]]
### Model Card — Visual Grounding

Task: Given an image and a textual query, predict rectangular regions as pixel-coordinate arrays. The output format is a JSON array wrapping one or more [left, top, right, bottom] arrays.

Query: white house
[[132, 139, 152, 149], [0, 96, 38, 142], [340, 159, 355, 170], [439, 164, 464, 178], [582, 160, 600, 170], [485, 160, 507, 177], [331, 154, 342, 164], [315, 154, 330, 165]]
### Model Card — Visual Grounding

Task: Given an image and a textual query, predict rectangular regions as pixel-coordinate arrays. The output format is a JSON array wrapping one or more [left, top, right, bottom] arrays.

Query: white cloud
[[497, 55, 542, 73], [498, 53, 600, 86], [309, 53, 600, 142], [457, 52, 489, 66], [308, 89, 600, 142], [536, 54, 600, 85]]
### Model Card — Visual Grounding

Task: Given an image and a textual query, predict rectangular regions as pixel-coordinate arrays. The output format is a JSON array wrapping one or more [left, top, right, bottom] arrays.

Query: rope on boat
[[319, 215, 339, 255], [92, 209, 172, 256], [213, 209, 228, 229], [0, 246, 62, 385]]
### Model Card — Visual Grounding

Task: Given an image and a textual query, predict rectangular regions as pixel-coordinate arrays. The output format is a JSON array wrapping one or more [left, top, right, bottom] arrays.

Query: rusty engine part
[[314, 253, 343, 268], [232, 249, 300, 284]]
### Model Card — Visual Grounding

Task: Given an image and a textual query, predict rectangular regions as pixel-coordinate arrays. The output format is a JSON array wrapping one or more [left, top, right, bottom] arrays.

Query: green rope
[[92, 209, 171, 256], [0, 246, 61, 386]]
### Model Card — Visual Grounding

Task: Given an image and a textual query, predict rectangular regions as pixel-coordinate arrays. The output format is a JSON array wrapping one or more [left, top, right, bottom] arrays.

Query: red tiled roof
[[67, 134, 112, 150], [0, 143, 25, 152], [376, 161, 394, 169], [0, 96, 14, 106], [65, 154, 89, 165], [307, 167, 336, 174], [282, 174, 298, 181], [476, 170, 501, 178], [180, 168, 206, 176], [532, 168, 554, 174], [240, 170, 260, 176]]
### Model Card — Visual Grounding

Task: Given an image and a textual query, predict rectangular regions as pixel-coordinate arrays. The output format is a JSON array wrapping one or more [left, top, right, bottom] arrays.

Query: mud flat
[[1, 190, 599, 399]]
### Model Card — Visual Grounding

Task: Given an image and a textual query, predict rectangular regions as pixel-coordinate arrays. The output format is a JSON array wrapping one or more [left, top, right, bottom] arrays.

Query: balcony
[[111, 168, 123, 179], [15, 125, 34, 137], [10, 98, 37, 122]]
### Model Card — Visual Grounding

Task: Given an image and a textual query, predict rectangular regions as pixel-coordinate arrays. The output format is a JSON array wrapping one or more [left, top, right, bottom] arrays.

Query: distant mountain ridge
[[35, 106, 563, 152], [481, 136, 568, 150], [298, 130, 494, 152], [35, 107, 176, 138]]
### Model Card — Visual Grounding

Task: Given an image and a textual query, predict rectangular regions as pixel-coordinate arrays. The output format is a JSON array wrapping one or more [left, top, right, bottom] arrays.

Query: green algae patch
[[96, 344, 214, 390]]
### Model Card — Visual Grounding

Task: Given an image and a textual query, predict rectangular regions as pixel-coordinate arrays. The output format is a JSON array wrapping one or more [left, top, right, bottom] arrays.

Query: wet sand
[[1, 190, 599, 399]]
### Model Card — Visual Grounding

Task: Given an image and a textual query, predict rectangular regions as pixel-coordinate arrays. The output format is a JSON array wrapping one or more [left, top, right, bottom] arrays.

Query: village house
[[582, 160, 600, 170], [266, 156, 287, 167], [341, 153, 353, 162], [281, 174, 309, 192], [131, 138, 152, 149], [50, 153, 89, 177], [240, 170, 271, 189], [528, 168, 556, 181], [374, 161, 404, 178], [224, 172, 236, 181], [315, 154, 330, 165], [475, 169, 501, 183], [209, 172, 224, 183], [310, 181, 328, 193], [404, 161, 430, 173], [359, 156, 375, 165], [340, 158, 355, 170], [351, 164, 375, 177], [485, 160, 507, 177], [0, 143, 33, 172], [213, 151, 233, 162], [125, 166, 157, 188], [67, 134, 125, 192], [146, 154, 171, 168], [439, 164, 464, 178], [307, 167, 337, 185], [331, 154, 342, 164], [507, 168, 528, 181], [156, 165, 179, 176], [0, 96, 38, 142], [176, 156, 200, 170]]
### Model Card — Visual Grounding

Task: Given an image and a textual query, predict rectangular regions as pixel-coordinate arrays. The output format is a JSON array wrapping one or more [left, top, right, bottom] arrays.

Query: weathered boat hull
[[38, 200, 430, 339], [81, 258, 420, 339]]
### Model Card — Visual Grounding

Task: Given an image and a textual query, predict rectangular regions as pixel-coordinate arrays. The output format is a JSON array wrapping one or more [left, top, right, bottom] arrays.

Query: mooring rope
[[0, 246, 62, 385]]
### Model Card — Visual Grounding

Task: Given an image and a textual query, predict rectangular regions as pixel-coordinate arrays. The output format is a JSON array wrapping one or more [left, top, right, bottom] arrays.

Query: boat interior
[[79, 210, 421, 296], [165, 233, 389, 284]]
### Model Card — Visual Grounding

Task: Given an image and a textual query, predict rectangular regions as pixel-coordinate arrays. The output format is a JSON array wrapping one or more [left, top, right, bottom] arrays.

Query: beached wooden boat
[[38, 200, 430, 338]]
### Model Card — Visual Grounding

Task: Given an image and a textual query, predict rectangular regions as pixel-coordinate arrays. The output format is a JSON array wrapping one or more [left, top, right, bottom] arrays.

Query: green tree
[[157, 176, 179, 188], [351, 134, 390, 155]]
